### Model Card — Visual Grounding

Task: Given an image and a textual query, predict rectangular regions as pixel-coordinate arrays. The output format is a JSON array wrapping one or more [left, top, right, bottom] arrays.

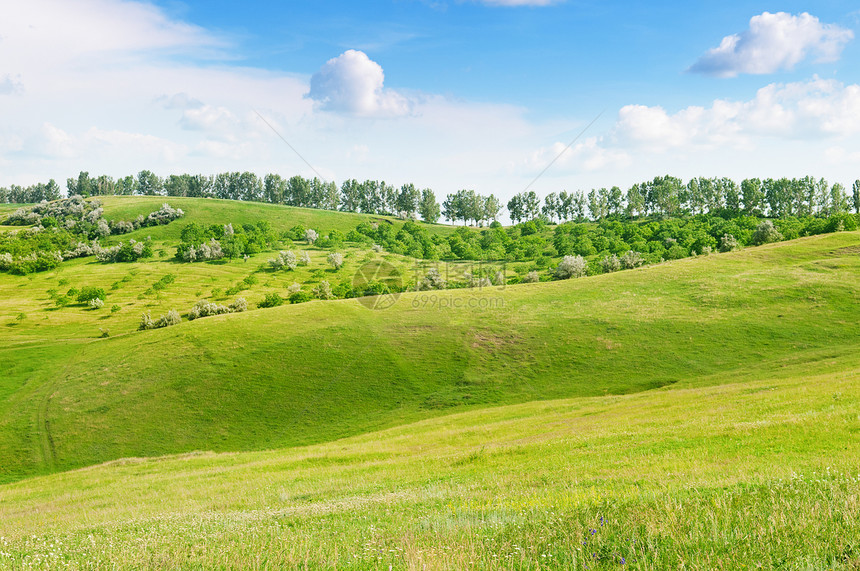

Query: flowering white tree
[[419, 267, 445, 290], [269, 251, 297, 271], [620, 250, 644, 269], [720, 234, 739, 252], [305, 228, 318, 244], [313, 280, 335, 300], [328, 252, 344, 270], [555, 255, 587, 279], [522, 271, 540, 283], [600, 254, 621, 273]]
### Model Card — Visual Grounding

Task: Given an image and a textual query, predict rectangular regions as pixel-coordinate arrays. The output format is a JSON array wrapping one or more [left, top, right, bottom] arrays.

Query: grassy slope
[[0, 230, 858, 483], [0, 197, 459, 347], [97, 196, 456, 241], [0, 353, 856, 569]]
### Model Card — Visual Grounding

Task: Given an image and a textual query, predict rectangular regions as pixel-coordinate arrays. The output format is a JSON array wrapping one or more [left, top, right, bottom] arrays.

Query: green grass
[[0, 199, 858, 567], [0, 353, 856, 569], [97, 195, 457, 242], [0, 226, 858, 483]]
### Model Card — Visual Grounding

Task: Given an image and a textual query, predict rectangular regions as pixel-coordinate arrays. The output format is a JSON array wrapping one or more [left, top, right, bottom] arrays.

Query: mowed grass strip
[[0, 354, 857, 569], [0, 231, 857, 482]]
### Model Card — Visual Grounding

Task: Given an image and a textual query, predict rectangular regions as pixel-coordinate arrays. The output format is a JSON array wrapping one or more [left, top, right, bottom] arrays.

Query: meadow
[[0, 349, 856, 569], [0, 197, 858, 568]]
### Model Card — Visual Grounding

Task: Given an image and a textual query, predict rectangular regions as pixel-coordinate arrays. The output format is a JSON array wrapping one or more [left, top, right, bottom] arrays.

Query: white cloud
[[3, 0, 860, 211], [689, 12, 853, 77], [179, 105, 240, 133], [307, 50, 412, 117], [524, 137, 630, 175], [610, 77, 860, 150]]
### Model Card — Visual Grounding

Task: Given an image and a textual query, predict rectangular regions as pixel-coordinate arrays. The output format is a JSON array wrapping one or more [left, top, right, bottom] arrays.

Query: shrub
[[157, 309, 181, 327], [145, 203, 184, 226], [229, 297, 247, 312], [299, 251, 311, 266], [521, 270, 540, 283], [111, 304, 121, 313], [96, 239, 153, 263], [179, 238, 223, 262], [720, 234, 739, 252], [463, 272, 492, 288], [88, 298, 105, 309], [287, 282, 301, 294], [139, 309, 180, 330], [269, 251, 297, 270], [258, 293, 284, 308], [188, 300, 231, 320], [600, 254, 621, 273], [305, 228, 318, 244], [619, 250, 644, 269], [111, 220, 134, 234], [313, 280, 335, 300], [752, 220, 783, 245], [372, 244, 384, 253], [77, 286, 107, 303], [419, 268, 446, 290], [554, 255, 587, 279], [328, 252, 344, 270], [138, 312, 154, 330], [289, 291, 313, 304]]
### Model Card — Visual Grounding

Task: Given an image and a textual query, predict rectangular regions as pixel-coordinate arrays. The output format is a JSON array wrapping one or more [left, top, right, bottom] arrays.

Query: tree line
[[508, 176, 860, 223], [3, 171, 860, 224]]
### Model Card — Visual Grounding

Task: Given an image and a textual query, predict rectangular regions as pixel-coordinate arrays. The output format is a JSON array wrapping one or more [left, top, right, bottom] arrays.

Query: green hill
[[0, 345, 856, 569], [0, 198, 858, 567], [0, 219, 858, 483]]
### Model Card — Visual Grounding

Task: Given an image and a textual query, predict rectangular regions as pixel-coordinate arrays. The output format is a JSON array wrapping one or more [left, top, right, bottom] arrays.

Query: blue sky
[[2, 0, 860, 210]]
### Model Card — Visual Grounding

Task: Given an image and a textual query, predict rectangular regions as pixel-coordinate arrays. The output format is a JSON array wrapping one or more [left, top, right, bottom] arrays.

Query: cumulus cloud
[[611, 77, 860, 150], [689, 12, 853, 77], [308, 50, 412, 117]]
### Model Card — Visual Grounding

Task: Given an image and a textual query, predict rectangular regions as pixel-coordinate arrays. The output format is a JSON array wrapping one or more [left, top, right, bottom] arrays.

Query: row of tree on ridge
[[2, 171, 860, 225]]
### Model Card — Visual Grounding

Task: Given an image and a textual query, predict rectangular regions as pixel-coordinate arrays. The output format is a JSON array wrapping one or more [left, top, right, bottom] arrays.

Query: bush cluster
[[188, 297, 247, 320], [139, 309, 181, 330], [95, 238, 153, 263], [0, 198, 183, 273], [176, 221, 274, 261]]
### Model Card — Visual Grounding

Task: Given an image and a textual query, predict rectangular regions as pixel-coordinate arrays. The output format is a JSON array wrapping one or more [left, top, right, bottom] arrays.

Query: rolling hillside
[[0, 212, 858, 482], [0, 346, 856, 568], [0, 199, 858, 568]]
